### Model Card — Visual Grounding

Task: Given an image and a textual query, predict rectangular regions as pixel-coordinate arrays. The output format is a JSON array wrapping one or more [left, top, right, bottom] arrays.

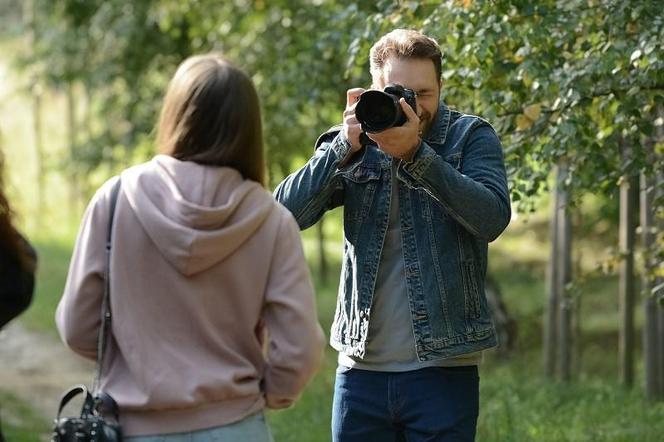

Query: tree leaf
[[524, 103, 541, 121], [516, 114, 533, 131]]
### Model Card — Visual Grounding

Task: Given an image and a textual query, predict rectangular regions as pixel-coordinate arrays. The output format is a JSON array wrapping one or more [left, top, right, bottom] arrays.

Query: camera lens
[[356, 90, 399, 132]]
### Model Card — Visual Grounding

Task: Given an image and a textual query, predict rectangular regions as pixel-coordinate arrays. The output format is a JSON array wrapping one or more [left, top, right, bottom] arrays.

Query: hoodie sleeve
[[55, 178, 117, 360], [262, 208, 326, 409]]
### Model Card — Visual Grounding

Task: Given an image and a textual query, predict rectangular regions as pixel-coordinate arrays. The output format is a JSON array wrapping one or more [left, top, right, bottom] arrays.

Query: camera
[[52, 415, 122, 442], [355, 84, 417, 133], [51, 385, 122, 442]]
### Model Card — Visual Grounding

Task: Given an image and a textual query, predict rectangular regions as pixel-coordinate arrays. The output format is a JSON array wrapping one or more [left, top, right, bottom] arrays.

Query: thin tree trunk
[[66, 81, 80, 221], [557, 160, 573, 382], [641, 158, 657, 399], [25, 0, 45, 228], [658, 280, 664, 399], [81, 81, 95, 200], [544, 165, 561, 377], [655, 112, 664, 400], [573, 210, 583, 375], [619, 140, 638, 388]]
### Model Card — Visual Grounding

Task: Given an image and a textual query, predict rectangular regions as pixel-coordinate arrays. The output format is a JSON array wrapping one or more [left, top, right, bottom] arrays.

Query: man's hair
[[369, 29, 442, 81], [157, 54, 265, 186]]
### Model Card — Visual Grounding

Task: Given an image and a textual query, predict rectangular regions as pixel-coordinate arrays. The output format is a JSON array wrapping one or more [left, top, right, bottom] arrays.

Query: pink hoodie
[[56, 155, 325, 436]]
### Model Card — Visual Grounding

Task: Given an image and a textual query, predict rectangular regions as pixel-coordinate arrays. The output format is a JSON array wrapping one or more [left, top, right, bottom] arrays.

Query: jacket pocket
[[462, 260, 481, 320], [342, 164, 382, 184], [341, 165, 382, 243]]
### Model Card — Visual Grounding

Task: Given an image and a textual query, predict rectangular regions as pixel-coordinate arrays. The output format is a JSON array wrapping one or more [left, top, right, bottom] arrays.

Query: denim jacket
[[274, 103, 511, 361]]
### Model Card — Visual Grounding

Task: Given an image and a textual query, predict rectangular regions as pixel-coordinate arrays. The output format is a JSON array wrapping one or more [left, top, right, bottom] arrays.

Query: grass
[[0, 391, 51, 441], [478, 360, 664, 442], [18, 232, 77, 335]]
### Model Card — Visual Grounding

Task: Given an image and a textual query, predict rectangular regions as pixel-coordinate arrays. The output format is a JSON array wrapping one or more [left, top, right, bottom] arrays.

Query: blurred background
[[0, 0, 662, 440]]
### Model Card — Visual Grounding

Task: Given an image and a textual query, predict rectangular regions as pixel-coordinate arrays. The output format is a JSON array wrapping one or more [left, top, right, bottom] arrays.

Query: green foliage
[[22, 1, 387, 187], [22, 1, 663, 207], [348, 0, 663, 208]]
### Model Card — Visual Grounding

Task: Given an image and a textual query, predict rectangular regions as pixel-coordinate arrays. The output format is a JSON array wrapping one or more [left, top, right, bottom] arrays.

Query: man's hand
[[366, 98, 421, 161], [342, 88, 366, 153]]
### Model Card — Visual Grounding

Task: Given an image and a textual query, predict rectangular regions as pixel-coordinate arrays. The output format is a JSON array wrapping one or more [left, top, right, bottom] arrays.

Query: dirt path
[[0, 321, 94, 421]]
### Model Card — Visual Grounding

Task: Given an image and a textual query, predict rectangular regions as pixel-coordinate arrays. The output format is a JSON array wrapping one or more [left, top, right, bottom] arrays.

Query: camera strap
[[56, 385, 94, 420], [92, 177, 122, 394]]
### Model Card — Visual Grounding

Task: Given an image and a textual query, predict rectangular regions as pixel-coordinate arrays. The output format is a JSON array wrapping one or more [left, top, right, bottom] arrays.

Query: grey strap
[[92, 178, 122, 393]]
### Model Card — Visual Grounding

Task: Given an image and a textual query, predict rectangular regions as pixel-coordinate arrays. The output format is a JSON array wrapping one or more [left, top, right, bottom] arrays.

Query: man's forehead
[[373, 57, 438, 89]]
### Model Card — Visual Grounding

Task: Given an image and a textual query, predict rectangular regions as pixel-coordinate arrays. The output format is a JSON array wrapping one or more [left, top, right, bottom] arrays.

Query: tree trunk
[[556, 160, 573, 382], [619, 140, 638, 388], [486, 272, 517, 359], [66, 81, 81, 222], [25, 0, 45, 227], [641, 162, 658, 399], [544, 165, 561, 377], [658, 281, 664, 400], [80, 81, 95, 200], [573, 210, 583, 375], [651, 111, 664, 400], [657, 113, 664, 401], [658, 174, 664, 400]]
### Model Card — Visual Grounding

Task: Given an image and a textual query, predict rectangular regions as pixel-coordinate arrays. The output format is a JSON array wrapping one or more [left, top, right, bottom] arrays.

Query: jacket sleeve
[[55, 178, 117, 360], [273, 130, 351, 230], [261, 208, 326, 409], [396, 121, 511, 242]]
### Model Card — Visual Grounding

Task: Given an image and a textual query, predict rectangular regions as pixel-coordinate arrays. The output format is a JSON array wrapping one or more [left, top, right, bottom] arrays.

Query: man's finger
[[399, 98, 419, 125], [346, 88, 366, 107]]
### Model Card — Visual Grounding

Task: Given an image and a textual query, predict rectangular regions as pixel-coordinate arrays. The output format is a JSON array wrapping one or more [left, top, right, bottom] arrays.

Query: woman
[[56, 54, 325, 440]]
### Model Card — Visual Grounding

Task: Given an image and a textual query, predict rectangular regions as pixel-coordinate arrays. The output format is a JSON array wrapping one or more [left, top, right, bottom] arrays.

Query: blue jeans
[[332, 366, 479, 442], [124, 412, 273, 442]]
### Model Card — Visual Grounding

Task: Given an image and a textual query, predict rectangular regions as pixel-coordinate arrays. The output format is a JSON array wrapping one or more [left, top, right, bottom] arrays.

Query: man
[[274, 29, 510, 441]]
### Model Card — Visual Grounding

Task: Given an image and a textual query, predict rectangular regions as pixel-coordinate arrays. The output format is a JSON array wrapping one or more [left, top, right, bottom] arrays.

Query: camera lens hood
[[355, 90, 401, 133]]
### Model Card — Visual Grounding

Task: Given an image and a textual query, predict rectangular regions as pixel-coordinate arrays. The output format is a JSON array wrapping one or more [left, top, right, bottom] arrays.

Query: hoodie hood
[[121, 155, 274, 276]]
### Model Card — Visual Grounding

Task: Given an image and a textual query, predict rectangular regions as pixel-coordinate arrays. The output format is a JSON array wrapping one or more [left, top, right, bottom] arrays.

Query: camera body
[[51, 385, 122, 442], [355, 84, 417, 133], [52, 416, 122, 442]]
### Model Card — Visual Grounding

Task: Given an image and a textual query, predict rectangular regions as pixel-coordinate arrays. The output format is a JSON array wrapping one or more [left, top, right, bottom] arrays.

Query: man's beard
[[419, 109, 436, 138]]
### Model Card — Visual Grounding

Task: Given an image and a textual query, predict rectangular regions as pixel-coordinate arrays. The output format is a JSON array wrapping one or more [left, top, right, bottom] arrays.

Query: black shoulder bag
[[51, 179, 123, 442]]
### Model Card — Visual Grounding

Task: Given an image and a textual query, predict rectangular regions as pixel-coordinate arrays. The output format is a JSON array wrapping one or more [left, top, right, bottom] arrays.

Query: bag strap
[[92, 178, 122, 393], [56, 384, 94, 419]]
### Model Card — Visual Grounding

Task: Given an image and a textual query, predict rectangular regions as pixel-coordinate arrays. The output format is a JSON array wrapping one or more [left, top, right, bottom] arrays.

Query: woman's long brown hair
[[157, 54, 266, 186], [0, 150, 31, 270]]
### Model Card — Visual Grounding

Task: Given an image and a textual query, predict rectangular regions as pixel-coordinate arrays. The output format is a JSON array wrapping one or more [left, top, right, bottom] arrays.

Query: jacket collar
[[423, 102, 450, 146]]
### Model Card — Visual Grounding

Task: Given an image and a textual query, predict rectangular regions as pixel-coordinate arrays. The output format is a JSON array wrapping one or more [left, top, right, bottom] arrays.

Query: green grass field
[[1, 35, 663, 442]]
